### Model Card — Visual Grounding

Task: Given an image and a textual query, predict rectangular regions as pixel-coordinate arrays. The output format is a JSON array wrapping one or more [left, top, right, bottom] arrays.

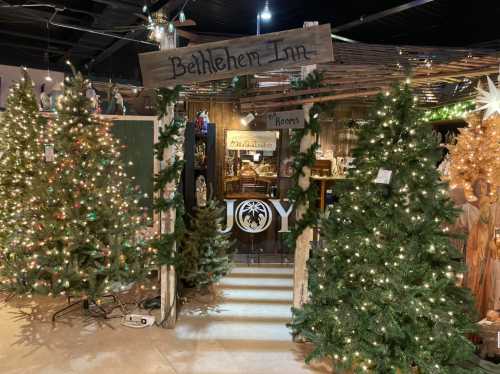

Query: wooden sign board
[[226, 130, 277, 151], [139, 24, 333, 88], [266, 109, 305, 130]]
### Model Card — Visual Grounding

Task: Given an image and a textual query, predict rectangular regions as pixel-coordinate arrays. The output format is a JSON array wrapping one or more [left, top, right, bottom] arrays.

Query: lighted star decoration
[[476, 74, 500, 119]]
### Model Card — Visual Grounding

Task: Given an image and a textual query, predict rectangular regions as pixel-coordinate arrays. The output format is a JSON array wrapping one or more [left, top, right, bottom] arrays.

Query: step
[[230, 266, 293, 279], [221, 288, 293, 304], [233, 261, 294, 268], [180, 302, 292, 321], [219, 276, 293, 290], [175, 320, 292, 342]]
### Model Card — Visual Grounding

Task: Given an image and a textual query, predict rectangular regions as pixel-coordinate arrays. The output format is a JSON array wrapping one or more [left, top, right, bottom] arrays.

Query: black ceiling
[[0, 0, 499, 84]]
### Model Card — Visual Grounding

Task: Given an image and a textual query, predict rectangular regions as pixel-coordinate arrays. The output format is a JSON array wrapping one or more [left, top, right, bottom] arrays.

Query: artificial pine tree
[[291, 84, 478, 373], [0, 70, 48, 289], [181, 200, 232, 290], [1, 70, 154, 299]]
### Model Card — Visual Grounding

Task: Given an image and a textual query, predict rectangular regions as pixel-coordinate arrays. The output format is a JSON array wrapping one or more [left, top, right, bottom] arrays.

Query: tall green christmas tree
[[181, 200, 232, 289], [1, 70, 154, 299], [291, 84, 478, 373], [0, 70, 48, 289]]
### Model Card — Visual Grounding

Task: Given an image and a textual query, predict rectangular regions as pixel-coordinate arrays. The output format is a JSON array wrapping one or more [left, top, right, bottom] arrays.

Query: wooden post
[[159, 28, 178, 328], [293, 22, 318, 311]]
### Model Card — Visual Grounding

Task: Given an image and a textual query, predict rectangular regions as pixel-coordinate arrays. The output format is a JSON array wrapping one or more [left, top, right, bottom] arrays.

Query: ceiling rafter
[[331, 0, 435, 33], [0, 29, 105, 51]]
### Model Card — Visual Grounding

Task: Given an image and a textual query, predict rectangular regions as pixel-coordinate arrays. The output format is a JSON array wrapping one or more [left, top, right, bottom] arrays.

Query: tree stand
[[52, 294, 126, 322]]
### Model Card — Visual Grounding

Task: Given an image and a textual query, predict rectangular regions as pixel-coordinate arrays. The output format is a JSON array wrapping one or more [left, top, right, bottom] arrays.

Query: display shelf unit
[[183, 122, 217, 214]]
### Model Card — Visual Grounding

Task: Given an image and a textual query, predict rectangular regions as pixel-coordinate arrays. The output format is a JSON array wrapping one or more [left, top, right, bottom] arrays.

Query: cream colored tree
[[447, 76, 500, 317]]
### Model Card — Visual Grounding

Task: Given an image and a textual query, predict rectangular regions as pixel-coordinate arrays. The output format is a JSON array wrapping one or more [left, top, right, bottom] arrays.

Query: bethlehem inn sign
[[221, 199, 294, 234], [139, 24, 333, 87]]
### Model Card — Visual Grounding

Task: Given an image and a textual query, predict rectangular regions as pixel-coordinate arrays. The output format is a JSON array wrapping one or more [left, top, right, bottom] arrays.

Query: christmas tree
[[181, 199, 232, 289], [0, 70, 48, 290], [1, 69, 154, 299], [291, 84, 478, 373]]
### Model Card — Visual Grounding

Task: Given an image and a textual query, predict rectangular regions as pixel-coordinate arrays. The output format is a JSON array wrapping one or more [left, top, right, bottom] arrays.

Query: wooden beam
[[242, 89, 384, 111], [241, 66, 498, 110]]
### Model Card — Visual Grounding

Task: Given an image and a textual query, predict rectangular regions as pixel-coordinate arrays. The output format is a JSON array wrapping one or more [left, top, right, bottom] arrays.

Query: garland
[[152, 86, 186, 266], [286, 71, 325, 248], [421, 100, 474, 122]]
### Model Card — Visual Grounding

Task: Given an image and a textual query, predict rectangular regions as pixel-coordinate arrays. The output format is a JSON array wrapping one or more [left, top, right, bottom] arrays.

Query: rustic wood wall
[[319, 104, 368, 156]]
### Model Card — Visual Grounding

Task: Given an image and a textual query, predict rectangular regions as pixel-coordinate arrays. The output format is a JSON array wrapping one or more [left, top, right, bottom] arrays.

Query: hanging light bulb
[[179, 10, 186, 23], [260, 1, 272, 21], [167, 21, 175, 33]]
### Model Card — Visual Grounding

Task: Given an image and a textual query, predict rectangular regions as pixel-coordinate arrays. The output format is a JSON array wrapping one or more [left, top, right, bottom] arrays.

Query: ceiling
[[0, 0, 499, 84]]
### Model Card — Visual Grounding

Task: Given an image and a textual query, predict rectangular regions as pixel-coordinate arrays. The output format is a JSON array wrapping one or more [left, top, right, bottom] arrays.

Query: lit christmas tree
[[1, 70, 155, 299], [0, 69, 48, 290], [291, 84, 478, 373], [181, 200, 232, 289]]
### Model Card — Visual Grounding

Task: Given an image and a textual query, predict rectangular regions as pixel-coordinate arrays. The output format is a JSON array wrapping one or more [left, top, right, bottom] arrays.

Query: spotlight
[[240, 113, 255, 126]]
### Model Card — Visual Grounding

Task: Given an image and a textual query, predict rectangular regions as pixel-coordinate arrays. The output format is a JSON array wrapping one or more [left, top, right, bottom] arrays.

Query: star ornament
[[476, 76, 500, 119]]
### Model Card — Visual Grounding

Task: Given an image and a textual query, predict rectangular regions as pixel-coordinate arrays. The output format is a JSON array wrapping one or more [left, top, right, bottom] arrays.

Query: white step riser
[[231, 266, 293, 275], [220, 277, 293, 289]]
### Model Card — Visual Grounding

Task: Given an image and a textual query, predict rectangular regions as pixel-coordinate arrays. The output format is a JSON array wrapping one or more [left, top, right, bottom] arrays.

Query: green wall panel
[[110, 120, 154, 217]]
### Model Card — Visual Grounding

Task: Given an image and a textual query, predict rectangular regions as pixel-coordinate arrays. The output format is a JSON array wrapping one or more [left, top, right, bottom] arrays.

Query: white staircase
[[170, 265, 332, 373], [176, 264, 294, 342]]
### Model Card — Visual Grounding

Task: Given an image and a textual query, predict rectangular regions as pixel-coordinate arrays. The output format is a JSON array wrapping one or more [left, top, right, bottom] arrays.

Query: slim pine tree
[[181, 200, 232, 289], [291, 84, 479, 373]]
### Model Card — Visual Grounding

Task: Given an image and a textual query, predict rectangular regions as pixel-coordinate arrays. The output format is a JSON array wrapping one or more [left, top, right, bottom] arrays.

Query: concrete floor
[[0, 266, 331, 374]]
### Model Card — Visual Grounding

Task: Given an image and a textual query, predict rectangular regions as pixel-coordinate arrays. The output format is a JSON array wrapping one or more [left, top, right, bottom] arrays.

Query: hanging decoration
[[476, 76, 500, 119], [151, 85, 186, 266], [421, 100, 475, 123]]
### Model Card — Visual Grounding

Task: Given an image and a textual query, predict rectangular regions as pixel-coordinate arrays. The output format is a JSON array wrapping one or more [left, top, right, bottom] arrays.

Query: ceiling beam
[[0, 1, 85, 23], [0, 41, 87, 57], [88, 29, 149, 69], [331, 0, 435, 33], [150, 0, 185, 14], [89, 0, 140, 13], [0, 29, 105, 51]]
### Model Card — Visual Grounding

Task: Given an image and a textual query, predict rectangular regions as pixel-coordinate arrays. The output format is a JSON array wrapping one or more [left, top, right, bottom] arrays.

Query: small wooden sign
[[139, 24, 333, 87], [266, 109, 305, 129], [226, 130, 277, 151]]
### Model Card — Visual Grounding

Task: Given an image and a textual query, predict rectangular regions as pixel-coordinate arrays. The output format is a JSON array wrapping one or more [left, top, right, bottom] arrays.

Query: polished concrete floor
[[0, 266, 331, 374]]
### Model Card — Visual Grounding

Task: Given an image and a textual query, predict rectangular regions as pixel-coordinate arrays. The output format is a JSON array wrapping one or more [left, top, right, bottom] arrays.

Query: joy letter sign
[[139, 24, 333, 87]]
